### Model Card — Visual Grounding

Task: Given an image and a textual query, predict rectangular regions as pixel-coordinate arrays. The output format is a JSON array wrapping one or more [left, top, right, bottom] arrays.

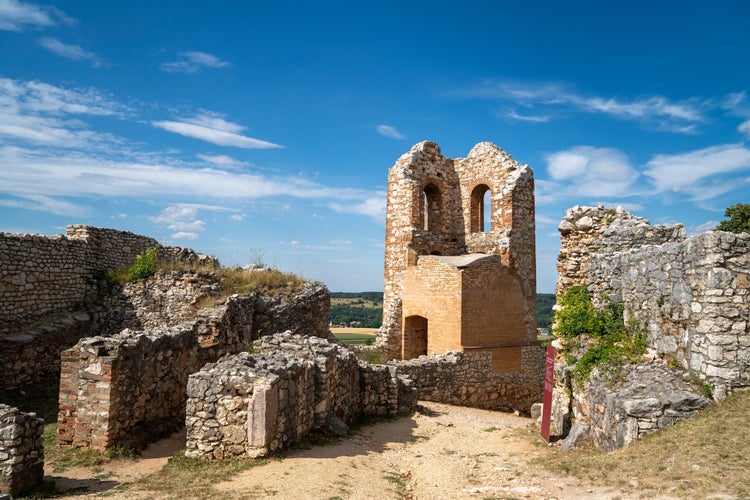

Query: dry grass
[[127, 452, 268, 498], [534, 389, 750, 499]]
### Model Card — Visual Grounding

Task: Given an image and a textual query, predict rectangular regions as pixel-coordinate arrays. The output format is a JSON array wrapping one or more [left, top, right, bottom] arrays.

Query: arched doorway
[[403, 315, 428, 359]]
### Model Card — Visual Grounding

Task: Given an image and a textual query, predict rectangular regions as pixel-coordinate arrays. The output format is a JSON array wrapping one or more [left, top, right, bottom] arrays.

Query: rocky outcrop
[[564, 364, 708, 451]]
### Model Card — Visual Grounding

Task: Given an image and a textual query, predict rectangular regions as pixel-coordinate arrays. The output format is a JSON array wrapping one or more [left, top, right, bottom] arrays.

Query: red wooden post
[[541, 345, 555, 442]]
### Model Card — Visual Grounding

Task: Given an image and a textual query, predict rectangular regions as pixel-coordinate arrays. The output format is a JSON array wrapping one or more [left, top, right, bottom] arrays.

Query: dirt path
[[47, 402, 633, 499]]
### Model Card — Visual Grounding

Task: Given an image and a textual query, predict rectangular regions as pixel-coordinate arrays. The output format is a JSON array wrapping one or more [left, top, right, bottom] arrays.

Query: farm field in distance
[[331, 327, 377, 345]]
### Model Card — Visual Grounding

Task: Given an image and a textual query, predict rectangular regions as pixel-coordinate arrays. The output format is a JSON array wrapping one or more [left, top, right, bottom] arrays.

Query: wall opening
[[403, 315, 428, 360], [470, 184, 491, 233], [422, 184, 442, 232]]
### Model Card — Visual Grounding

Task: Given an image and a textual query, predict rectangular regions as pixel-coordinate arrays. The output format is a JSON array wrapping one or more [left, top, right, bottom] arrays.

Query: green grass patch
[[333, 332, 376, 345]]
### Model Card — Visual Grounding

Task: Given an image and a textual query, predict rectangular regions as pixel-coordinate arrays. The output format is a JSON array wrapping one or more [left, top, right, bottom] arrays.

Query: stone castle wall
[[556, 205, 749, 392], [0, 404, 44, 497], [185, 333, 417, 459], [0, 226, 214, 389]]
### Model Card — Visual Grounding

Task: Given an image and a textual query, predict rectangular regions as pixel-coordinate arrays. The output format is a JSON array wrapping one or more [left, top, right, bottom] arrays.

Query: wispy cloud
[[161, 51, 231, 74], [153, 113, 282, 149], [196, 153, 248, 169], [644, 144, 750, 200], [38, 37, 107, 67], [0, 0, 74, 31], [739, 120, 750, 138], [330, 192, 386, 222], [0, 77, 128, 147], [376, 124, 405, 139], [543, 146, 640, 200], [500, 109, 550, 123], [451, 80, 708, 133]]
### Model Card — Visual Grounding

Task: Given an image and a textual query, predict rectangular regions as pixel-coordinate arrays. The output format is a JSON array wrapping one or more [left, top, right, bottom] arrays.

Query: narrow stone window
[[471, 184, 491, 232], [423, 184, 441, 232]]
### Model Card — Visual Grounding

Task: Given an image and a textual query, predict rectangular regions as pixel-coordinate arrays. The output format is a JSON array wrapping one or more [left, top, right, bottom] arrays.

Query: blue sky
[[1, 1, 749, 293]]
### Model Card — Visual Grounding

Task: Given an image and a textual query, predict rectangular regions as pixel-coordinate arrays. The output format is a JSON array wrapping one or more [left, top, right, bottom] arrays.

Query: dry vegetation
[[534, 388, 750, 499]]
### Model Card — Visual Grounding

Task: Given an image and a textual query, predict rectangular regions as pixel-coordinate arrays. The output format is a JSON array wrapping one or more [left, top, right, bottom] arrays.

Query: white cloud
[[739, 120, 750, 138], [171, 231, 199, 240], [452, 80, 706, 132], [0, 0, 73, 31], [229, 214, 245, 221], [38, 37, 106, 67], [153, 113, 282, 149], [644, 144, 750, 197], [0, 78, 128, 149], [376, 125, 405, 139], [502, 109, 550, 123], [196, 154, 247, 168], [329, 192, 386, 222], [329, 240, 352, 245], [544, 146, 639, 198], [1, 78, 126, 117], [690, 220, 720, 235], [161, 51, 231, 74]]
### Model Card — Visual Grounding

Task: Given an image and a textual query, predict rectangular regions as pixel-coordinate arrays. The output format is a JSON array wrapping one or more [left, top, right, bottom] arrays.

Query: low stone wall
[[392, 346, 546, 412], [565, 365, 708, 451], [185, 333, 417, 459], [0, 404, 44, 497]]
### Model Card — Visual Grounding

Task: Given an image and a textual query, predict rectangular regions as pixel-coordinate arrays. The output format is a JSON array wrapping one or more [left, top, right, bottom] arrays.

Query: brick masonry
[[379, 141, 542, 410]]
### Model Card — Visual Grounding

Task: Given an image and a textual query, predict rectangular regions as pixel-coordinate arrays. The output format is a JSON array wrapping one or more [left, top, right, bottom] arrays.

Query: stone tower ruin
[[378, 141, 537, 369]]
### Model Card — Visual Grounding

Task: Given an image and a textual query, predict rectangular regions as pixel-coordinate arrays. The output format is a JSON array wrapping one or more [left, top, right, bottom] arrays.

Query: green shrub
[[127, 247, 158, 282], [555, 285, 647, 385], [554, 286, 598, 340]]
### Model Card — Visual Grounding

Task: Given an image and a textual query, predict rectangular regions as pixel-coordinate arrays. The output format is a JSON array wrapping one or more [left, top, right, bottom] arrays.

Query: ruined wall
[[555, 205, 684, 295], [57, 280, 330, 451], [392, 347, 545, 412], [380, 141, 536, 361], [0, 404, 44, 497], [0, 226, 214, 389], [556, 206, 749, 392], [185, 333, 416, 459]]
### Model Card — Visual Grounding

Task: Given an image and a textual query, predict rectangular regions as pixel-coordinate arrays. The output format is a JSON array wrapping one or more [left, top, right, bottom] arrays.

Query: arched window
[[470, 184, 492, 233], [422, 184, 441, 232]]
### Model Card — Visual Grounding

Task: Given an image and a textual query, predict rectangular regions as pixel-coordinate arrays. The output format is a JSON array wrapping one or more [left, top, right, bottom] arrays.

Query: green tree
[[716, 203, 750, 234]]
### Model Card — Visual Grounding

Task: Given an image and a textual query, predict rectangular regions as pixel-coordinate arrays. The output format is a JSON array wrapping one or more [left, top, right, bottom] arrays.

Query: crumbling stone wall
[[57, 279, 330, 451], [392, 347, 545, 412], [557, 206, 749, 392], [0, 225, 214, 389], [185, 333, 416, 459], [554, 206, 749, 450], [0, 404, 44, 497]]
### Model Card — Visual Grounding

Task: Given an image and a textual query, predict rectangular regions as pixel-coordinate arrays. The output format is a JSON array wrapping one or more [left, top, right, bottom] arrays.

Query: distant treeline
[[330, 291, 383, 302], [330, 291, 557, 330]]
